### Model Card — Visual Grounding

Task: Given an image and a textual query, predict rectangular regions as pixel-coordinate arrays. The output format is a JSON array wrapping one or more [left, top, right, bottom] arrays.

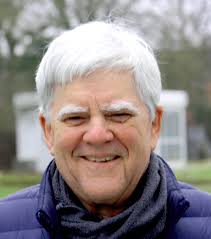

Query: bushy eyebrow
[[57, 101, 139, 120], [102, 100, 140, 114], [57, 104, 88, 120]]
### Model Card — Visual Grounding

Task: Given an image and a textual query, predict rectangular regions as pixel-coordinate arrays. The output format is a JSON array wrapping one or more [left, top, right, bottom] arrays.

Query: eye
[[62, 115, 87, 126], [107, 113, 132, 123]]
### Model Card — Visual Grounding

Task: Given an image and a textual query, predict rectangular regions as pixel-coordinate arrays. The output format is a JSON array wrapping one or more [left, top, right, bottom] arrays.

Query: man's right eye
[[63, 116, 87, 126]]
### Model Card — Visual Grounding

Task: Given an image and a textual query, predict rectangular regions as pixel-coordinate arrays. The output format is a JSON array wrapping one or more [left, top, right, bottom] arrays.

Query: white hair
[[35, 20, 162, 122]]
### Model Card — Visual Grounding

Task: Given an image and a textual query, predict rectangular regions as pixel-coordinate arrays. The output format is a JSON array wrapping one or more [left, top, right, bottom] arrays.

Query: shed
[[13, 90, 189, 172], [155, 90, 189, 168]]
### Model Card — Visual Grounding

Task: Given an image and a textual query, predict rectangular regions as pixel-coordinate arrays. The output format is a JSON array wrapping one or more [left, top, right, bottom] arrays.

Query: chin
[[82, 184, 124, 205]]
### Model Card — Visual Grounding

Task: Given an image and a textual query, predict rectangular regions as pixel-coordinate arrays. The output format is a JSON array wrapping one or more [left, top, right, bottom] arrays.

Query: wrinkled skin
[[40, 69, 162, 218]]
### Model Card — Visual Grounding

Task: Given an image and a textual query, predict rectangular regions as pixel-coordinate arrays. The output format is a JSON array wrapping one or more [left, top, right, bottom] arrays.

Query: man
[[0, 20, 211, 239]]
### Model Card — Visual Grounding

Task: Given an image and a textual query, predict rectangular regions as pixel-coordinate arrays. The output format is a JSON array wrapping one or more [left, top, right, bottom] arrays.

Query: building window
[[157, 109, 187, 163]]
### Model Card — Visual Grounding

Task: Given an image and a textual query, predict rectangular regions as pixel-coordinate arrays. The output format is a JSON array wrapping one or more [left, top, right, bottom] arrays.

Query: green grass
[[191, 184, 211, 193], [174, 160, 211, 185], [0, 160, 211, 198], [0, 171, 41, 198], [0, 172, 41, 186], [0, 185, 24, 198], [173, 160, 211, 193]]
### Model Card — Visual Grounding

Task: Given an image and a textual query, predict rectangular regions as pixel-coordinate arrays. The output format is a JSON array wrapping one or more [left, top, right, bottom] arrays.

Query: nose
[[83, 118, 114, 145]]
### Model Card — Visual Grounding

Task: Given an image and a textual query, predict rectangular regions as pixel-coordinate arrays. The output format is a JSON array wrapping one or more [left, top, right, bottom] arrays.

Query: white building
[[155, 90, 189, 168], [13, 90, 189, 172]]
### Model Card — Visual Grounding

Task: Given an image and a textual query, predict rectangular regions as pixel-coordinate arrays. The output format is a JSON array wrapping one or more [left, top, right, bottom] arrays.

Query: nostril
[[83, 127, 114, 144], [106, 130, 114, 142]]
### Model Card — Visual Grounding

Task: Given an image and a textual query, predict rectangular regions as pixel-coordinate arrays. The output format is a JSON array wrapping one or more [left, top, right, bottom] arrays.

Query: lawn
[[0, 160, 211, 198], [0, 186, 24, 198], [174, 160, 211, 193], [0, 172, 41, 198]]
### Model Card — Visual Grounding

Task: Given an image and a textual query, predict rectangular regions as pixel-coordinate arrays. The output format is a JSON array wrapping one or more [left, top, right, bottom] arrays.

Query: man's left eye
[[107, 113, 131, 123]]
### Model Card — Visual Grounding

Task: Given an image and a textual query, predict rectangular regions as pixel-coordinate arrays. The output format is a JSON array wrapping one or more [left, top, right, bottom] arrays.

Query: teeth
[[84, 156, 116, 162]]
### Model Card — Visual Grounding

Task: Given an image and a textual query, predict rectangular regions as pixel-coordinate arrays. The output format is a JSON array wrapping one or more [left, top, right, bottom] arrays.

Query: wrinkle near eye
[[61, 113, 89, 126], [106, 113, 132, 123], [101, 100, 140, 116]]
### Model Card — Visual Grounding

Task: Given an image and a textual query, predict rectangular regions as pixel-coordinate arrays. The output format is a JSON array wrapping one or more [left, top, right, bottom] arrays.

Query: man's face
[[40, 69, 162, 211]]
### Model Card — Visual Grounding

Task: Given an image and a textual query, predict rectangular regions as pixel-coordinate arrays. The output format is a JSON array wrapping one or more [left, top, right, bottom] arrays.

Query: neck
[[82, 202, 126, 219]]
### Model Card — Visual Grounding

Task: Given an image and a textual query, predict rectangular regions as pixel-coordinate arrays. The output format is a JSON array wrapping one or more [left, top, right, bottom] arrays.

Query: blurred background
[[0, 0, 211, 197]]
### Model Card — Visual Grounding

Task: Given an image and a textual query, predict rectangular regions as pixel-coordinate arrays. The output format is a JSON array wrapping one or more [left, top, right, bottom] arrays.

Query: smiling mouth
[[81, 155, 120, 162]]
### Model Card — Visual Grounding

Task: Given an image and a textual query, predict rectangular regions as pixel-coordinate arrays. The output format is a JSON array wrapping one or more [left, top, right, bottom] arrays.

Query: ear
[[150, 106, 163, 151], [39, 114, 55, 156]]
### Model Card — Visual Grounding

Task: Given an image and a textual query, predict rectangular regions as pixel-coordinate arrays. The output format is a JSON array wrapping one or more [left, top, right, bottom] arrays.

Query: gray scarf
[[50, 154, 167, 239]]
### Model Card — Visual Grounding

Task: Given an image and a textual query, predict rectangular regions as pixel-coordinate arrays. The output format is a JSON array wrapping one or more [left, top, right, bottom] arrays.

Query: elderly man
[[1, 20, 211, 239]]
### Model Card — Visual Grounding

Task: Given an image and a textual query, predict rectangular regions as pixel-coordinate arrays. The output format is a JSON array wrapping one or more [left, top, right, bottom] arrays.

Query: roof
[[159, 90, 189, 109]]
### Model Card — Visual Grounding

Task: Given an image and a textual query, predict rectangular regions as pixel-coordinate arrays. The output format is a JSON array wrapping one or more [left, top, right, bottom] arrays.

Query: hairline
[[36, 21, 161, 122]]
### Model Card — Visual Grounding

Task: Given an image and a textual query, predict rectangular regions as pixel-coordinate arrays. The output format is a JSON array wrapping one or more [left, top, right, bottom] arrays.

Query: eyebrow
[[57, 101, 139, 120], [102, 100, 140, 114], [57, 104, 88, 120]]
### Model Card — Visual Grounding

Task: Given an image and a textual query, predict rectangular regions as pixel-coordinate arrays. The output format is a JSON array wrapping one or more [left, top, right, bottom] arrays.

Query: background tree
[[152, 0, 211, 141]]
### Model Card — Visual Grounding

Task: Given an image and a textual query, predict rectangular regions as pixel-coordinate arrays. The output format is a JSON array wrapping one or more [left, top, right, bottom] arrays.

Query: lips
[[81, 155, 120, 162]]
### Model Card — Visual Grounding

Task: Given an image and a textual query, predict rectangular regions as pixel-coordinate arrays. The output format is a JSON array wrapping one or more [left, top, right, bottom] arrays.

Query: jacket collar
[[157, 155, 190, 232], [36, 160, 61, 238]]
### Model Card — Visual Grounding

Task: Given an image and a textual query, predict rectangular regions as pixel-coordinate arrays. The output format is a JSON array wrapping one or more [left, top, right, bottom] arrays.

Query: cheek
[[115, 125, 150, 181], [116, 124, 145, 146], [119, 127, 138, 146], [115, 122, 152, 157], [113, 125, 141, 158], [53, 127, 82, 152]]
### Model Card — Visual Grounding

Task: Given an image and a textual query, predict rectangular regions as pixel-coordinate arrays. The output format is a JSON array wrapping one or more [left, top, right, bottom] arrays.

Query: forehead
[[51, 70, 150, 116], [51, 69, 144, 111], [51, 68, 148, 115]]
